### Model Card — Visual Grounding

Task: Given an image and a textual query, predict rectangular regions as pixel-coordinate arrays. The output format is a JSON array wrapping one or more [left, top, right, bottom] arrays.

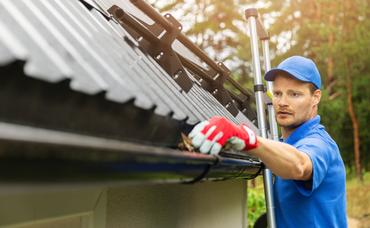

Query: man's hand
[[188, 116, 258, 154]]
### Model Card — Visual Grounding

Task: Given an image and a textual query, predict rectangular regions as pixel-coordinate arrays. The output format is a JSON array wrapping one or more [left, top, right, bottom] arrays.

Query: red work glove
[[188, 116, 258, 154]]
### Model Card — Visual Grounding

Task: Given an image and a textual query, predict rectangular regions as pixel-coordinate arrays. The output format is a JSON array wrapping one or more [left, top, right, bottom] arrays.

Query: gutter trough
[[0, 122, 261, 185]]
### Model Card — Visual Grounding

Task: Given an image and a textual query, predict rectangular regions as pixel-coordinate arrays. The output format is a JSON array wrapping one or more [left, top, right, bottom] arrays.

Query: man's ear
[[313, 89, 321, 106]]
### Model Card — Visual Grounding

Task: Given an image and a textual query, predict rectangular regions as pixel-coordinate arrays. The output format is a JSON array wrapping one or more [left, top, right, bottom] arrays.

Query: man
[[189, 56, 347, 227]]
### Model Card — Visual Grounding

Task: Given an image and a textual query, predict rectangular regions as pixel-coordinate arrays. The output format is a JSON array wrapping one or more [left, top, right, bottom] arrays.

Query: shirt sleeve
[[293, 137, 332, 196]]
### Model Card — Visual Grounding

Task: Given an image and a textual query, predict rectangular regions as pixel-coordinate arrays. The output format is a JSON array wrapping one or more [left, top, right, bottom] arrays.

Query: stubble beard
[[277, 117, 303, 134]]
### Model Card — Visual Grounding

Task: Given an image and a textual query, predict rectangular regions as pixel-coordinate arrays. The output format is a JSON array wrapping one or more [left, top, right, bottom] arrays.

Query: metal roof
[[0, 0, 257, 129], [0, 0, 262, 184]]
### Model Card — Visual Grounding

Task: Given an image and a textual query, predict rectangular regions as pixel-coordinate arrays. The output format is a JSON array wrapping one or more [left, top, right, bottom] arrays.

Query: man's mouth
[[277, 111, 293, 115]]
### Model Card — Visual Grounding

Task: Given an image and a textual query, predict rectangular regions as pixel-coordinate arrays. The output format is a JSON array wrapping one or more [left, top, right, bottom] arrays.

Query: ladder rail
[[261, 39, 280, 141], [245, 8, 277, 228]]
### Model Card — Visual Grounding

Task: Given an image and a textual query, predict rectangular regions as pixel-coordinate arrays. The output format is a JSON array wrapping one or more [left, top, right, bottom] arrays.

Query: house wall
[[0, 180, 248, 228]]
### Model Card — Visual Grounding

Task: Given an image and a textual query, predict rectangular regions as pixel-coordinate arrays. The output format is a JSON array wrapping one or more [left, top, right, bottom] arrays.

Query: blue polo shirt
[[274, 115, 347, 228]]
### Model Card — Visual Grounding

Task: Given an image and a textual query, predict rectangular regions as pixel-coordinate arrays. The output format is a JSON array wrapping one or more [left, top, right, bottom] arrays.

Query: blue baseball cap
[[264, 56, 321, 89]]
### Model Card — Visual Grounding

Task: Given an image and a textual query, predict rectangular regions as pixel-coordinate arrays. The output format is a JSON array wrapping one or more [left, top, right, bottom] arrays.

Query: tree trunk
[[326, 14, 336, 99], [343, 0, 363, 181], [346, 65, 362, 181]]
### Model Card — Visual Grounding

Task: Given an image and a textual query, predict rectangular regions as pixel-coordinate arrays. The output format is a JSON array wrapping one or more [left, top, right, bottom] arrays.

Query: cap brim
[[264, 69, 289, 81], [264, 68, 308, 84]]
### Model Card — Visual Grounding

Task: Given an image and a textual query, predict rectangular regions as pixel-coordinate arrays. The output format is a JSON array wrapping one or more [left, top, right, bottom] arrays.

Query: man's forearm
[[246, 137, 312, 180]]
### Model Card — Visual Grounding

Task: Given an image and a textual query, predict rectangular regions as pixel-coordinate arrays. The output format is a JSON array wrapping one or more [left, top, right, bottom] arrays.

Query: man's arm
[[188, 117, 313, 181], [247, 137, 313, 181]]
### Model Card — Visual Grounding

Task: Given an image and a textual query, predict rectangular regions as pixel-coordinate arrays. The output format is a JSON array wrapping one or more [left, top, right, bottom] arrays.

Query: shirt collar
[[284, 115, 321, 145]]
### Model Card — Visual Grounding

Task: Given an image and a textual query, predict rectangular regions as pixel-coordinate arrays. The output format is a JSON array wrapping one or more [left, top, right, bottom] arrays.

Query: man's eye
[[273, 92, 281, 97], [291, 92, 300, 97]]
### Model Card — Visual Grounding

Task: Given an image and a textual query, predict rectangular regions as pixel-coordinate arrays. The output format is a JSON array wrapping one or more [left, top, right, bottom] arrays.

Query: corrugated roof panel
[[27, 0, 154, 109], [81, 9, 186, 119], [105, 14, 207, 124], [0, 0, 72, 82], [85, 0, 258, 124], [196, 87, 237, 122], [72, 1, 204, 120], [0, 0, 258, 132], [0, 0, 263, 186], [0, 41, 15, 66], [90, 3, 250, 126], [45, 0, 143, 104], [135, 48, 207, 123], [0, 20, 28, 66], [187, 88, 214, 119], [18, 0, 109, 95], [134, 54, 203, 124], [191, 86, 225, 119], [235, 112, 258, 133], [185, 72, 235, 121]]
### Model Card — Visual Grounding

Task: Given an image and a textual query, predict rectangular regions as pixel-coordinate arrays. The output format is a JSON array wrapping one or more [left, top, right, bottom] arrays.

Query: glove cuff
[[239, 124, 258, 150]]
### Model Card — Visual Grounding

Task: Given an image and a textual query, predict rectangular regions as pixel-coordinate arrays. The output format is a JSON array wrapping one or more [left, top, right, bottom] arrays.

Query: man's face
[[272, 74, 320, 130]]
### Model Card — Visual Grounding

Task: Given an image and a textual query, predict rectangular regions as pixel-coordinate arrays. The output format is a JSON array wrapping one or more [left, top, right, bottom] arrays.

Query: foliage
[[346, 172, 370, 227], [247, 183, 266, 227]]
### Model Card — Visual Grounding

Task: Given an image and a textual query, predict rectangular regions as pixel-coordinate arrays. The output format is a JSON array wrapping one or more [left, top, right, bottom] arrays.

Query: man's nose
[[277, 94, 288, 107]]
